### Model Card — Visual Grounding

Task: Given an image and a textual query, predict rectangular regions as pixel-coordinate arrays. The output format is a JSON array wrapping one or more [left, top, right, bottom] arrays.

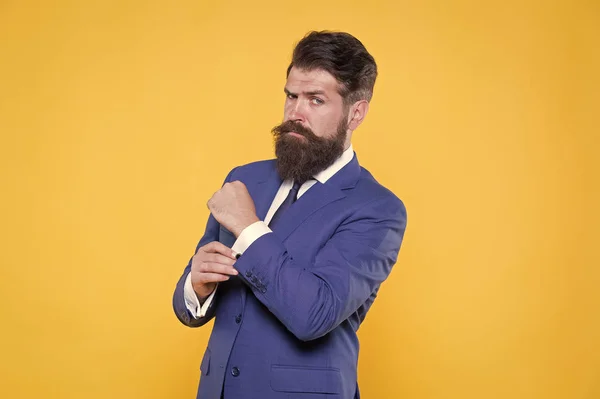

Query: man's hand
[[207, 181, 259, 237], [191, 241, 238, 300]]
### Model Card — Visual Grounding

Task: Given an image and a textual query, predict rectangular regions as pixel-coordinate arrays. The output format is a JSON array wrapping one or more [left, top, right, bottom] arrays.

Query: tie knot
[[268, 180, 303, 228], [291, 181, 302, 192], [289, 181, 302, 202]]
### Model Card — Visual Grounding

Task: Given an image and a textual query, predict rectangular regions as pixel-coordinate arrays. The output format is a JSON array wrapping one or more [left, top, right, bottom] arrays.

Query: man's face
[[282, 67, 348, 142], [272, 67, 349, 183]]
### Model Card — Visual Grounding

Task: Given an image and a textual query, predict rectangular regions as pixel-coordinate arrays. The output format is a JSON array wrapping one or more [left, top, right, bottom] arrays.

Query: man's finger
[[197, 262, 238, 276], [205, 253, 236, 266], [201, 241, 237, 259], [194, 272, 231, 284]]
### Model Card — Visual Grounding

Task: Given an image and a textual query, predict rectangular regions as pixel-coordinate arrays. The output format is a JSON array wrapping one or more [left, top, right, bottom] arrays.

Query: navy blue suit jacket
[[173, 154, 407, 399]]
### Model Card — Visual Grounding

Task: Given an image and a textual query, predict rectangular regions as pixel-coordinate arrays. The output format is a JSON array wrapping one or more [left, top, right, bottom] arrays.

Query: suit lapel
[[270, 182, 345, 241], [248, 165, 282, 221], [271, 153, 362, 242]]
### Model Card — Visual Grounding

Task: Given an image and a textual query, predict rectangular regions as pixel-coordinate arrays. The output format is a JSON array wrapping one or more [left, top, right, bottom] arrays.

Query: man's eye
[[311, 98, 324, 105], [287, 93, 296, 100]]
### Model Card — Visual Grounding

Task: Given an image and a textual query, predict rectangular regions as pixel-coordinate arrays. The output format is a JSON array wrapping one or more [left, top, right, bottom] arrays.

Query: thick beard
[[271, 119, 347, 183]]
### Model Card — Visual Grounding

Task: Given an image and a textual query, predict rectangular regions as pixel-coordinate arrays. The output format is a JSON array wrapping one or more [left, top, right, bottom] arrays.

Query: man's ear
[[347, 100, 369, 131]]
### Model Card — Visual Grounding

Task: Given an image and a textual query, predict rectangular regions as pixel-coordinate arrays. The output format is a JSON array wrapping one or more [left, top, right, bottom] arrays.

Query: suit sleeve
[[172, 167, 238, 328], [232, 194, 407, 341]]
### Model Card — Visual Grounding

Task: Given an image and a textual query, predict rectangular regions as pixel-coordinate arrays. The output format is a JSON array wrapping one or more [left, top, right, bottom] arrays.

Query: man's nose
[[287, 102, 306, 123]]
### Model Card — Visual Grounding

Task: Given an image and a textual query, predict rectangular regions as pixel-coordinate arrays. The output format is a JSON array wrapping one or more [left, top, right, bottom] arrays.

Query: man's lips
[[286, 132, 305, 139]]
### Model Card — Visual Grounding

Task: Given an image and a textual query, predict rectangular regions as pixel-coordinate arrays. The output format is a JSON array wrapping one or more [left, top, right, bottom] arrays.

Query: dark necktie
[[268, 181, 301, 228]]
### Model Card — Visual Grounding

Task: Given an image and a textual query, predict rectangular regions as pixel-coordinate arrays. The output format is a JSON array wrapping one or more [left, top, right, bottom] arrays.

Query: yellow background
[[1, 1, 598, 398]]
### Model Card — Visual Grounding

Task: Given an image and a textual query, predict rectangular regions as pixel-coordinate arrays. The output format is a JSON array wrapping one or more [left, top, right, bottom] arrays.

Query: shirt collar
[[312, 144, 354, 184]]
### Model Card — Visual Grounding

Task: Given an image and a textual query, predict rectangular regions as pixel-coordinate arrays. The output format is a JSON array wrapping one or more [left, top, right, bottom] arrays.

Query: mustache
[[271, 120, 316, 139]]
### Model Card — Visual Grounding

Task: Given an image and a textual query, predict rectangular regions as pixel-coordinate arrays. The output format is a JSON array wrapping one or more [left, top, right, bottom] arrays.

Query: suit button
[[235, 314, 242, 324], [245, 271, 252, 278], [231, 366, 240, 377]]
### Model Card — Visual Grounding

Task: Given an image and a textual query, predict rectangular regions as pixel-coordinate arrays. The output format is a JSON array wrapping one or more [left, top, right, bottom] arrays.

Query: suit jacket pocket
[[270, 365, 342, 394], [200, 347, 211, 376], [218, 226, 236, 248]]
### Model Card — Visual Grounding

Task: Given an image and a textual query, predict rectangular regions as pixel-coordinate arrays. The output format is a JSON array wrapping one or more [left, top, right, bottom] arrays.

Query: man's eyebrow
[[305, 90, 327, 97], [284, 88, 328, 97]]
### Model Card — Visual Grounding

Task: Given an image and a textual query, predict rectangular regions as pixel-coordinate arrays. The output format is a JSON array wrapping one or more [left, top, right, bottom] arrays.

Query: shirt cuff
[[232, 221, 272, 256], [183, 272, 217, 319]]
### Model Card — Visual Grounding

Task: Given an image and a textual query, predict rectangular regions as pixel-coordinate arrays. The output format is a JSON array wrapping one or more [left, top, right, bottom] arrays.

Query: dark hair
[[286, 31, 378, 106]]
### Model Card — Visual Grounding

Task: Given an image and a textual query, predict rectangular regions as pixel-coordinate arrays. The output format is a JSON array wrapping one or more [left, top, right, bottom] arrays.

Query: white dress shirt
[[184, 144, 355, 318]]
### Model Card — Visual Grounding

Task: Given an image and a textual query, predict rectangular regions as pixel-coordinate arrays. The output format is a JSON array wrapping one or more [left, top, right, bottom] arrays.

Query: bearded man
[[172, 30, 407, 399]]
